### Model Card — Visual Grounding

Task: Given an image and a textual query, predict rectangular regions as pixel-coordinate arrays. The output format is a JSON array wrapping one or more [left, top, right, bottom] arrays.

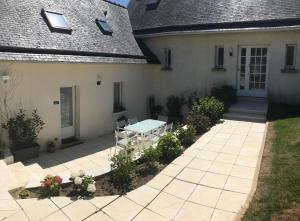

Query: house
[[0, 0, 158, 148], [0, 0, 300, 149], [128, 0, 300, 105]]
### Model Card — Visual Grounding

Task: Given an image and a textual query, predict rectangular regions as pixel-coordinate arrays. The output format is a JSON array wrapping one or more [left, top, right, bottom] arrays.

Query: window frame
[[215, 46, 225, 69], [95, 19, 113, 35], [162, 48, 172, 70], [41, 9, 72, 34], [113, 82, 125, 113], [285, 44, 297, 70]]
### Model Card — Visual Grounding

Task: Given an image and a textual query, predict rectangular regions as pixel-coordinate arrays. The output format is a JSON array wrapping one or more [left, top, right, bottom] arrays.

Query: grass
[[242, 103, 300, 221]]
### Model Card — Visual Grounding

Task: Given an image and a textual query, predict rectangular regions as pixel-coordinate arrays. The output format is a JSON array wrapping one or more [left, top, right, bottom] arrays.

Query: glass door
[[238, 47, 268, 97], [60, 87, 75, 139]]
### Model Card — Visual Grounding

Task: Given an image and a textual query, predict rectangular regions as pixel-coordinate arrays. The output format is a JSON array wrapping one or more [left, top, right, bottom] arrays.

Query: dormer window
[[42, 9, 72, 34], [146, 0, 160, 10], [96, 19, 113, 35]]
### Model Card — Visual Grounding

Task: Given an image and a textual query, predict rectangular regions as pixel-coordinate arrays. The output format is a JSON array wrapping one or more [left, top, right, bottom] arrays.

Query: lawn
[[243, 103, 300, 221]]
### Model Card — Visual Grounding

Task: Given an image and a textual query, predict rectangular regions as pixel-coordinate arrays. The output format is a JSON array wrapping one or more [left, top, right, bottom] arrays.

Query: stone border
[[235, 121, 269, 220]]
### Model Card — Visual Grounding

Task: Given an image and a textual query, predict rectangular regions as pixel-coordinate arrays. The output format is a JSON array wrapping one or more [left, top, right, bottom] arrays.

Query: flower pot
[[12, 144, 40, 162]]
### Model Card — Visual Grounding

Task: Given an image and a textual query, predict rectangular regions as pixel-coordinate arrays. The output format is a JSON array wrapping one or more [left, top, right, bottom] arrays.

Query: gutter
[[134, 25, 300, 38], [0, 46, 147, 60]]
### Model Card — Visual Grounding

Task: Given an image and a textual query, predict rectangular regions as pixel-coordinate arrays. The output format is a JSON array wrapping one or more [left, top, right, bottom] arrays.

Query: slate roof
[[128, 0, 300, 35], [0, 0, 156, 63]]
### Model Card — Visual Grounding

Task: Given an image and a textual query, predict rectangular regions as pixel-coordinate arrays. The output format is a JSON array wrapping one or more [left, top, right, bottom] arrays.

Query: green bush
[[19, 188, 30, 199], [2, 109, 44, 150], [192, 97, 224, 124], [141, 146, 161, 168], [211, 85, 237, 111], [187, 113, 211, 134], [110, 147, 136, 186], [157, 133, 182, 161], [177, 126, 196, 148]]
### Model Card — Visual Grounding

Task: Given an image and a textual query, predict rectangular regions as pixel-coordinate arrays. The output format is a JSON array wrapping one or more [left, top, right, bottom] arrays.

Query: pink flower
[[55, 176, 63, 185]]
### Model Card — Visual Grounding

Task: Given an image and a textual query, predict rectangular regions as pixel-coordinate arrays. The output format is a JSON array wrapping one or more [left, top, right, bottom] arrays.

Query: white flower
[[79, 170, 85, 177], [87, 184, 96, 193], [70, 172, 80, 179], [74, 177, 83, 185]]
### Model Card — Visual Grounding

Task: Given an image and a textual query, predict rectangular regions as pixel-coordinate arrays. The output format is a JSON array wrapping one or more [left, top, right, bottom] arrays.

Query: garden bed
[[9, 160, 168, 199]]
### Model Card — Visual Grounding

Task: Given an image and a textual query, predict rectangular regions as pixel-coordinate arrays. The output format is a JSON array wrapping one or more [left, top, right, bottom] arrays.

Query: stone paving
[[0, 119, 267, 221]]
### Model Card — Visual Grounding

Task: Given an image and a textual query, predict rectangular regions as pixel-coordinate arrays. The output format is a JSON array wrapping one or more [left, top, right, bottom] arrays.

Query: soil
[[10, 161, 168, 199]]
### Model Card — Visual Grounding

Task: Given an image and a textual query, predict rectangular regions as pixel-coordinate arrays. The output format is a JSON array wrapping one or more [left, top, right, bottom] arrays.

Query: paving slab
[[216, 191, 247, 213], [163, 179, 196, 200], [147, 192, 184, 220], [174, 201, 213, 221], [22, 199, 59, 221], [133, 208, 169, 221], [125, 185, 159, 207], [188, 185, 222, 208], [62, 200, 97, 221], [102, 197, 143, 221], [177, 167, 205, 183]]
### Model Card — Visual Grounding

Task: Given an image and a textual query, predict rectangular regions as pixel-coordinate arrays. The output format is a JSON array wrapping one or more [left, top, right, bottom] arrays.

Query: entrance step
[[223, 112, 266, 122], [224, 97, 268, 122]]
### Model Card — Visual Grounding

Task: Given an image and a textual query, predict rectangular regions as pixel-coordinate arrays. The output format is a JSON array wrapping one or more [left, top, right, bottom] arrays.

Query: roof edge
[[0, 46, 146, 60], [102, 0, 127, 9], [133, 18, 300, 36]]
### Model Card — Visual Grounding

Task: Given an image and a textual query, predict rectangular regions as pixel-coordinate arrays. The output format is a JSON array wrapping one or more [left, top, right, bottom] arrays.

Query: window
[[96, 19, 113, 35], [215, 46, 225, 68], [113, 82, 124, 113], [285, 44, 297, 70], [162, 48, 172, 70], [42, 9, 72, 33], [146, 0, 160, 10]]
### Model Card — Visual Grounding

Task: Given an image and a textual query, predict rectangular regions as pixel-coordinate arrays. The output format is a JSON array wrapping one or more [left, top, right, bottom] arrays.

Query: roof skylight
[[145, 0, 160, 10], [96, 19, 113, 35], [42, 9, 72, 34]]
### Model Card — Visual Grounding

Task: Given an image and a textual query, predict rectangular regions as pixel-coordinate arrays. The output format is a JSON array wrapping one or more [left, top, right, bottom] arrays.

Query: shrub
[[177, 125, 196, 148], [2, 109, 44, 150], [141, 146, 161, 168], [192, 97, 224, 124], [70, 170, 96, 196], [40, 175, 62, 197], [187, 113, 211, 134], [211, 85, 237, 111], [157, 133, 182, 161], [19, 188, 30, 199], [166, 96, 185, 122], [110, 147, 136, 186]]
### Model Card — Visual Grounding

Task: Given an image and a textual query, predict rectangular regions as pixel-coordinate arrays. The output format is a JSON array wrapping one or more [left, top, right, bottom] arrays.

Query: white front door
[[60, 87, 75, 139], [238, 47, 268, 97]]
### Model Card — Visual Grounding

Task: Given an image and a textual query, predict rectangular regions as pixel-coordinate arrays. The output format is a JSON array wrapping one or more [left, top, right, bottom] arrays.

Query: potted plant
[[2, 109, 45, 161], [47, 138, 58, 153]]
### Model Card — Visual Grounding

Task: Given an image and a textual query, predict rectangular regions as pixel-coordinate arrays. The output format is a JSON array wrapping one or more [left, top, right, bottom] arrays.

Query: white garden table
[[124, 119, 166, 141]]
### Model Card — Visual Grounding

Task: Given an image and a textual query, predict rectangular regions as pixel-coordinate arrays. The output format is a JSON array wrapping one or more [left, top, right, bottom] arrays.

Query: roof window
[[42, 9, 72, 34], [145, 0, 160, 10], [96, 19, 113, 35]]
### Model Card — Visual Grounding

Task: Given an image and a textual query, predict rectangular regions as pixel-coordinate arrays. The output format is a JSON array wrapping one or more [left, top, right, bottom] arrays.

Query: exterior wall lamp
[[97, 74, 102, 86]]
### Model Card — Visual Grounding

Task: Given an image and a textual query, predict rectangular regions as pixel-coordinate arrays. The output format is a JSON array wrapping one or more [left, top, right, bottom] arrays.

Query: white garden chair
[[128, 117, 138, 125], [110, 130, 138, 156], [116, 120, 127, 129], [158, 115, 168, 122]]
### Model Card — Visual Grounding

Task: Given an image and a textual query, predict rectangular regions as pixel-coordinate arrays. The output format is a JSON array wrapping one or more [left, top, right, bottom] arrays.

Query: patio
[[0, 119, 266, 221]]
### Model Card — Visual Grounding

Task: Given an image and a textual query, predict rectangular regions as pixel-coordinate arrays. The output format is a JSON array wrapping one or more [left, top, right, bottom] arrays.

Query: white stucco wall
[[144, 30, 300, 105], [0, 62, 154, 149]]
